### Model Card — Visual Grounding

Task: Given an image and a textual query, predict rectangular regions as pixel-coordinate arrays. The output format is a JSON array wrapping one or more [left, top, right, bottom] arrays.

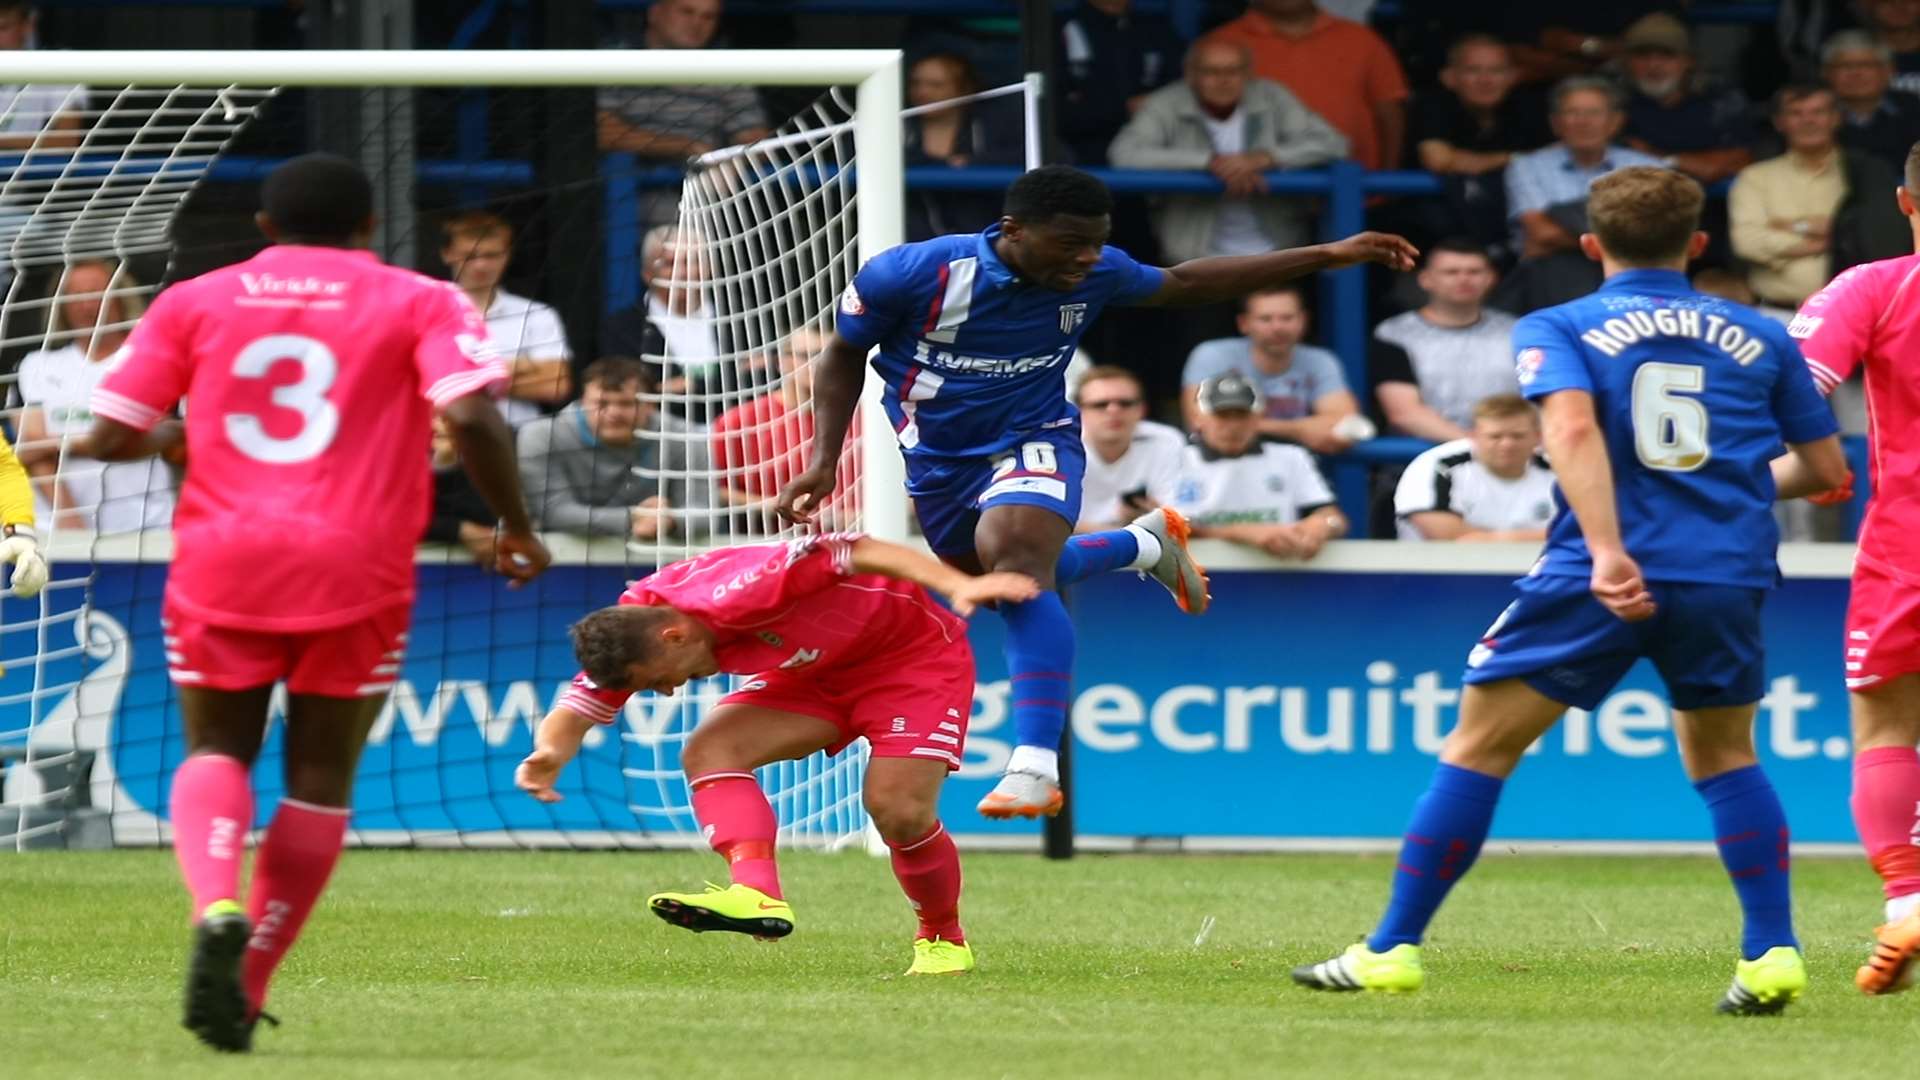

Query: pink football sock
[[690, 772, 782, 899], [242, 799, 349, 1015], [888, 822, 965, 944], [1852, 747, 1920, 902], [169, 753, 252, 920]]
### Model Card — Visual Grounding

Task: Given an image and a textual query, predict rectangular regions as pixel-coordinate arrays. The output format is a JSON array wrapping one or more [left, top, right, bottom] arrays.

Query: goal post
[[0, 49, 911, 852]]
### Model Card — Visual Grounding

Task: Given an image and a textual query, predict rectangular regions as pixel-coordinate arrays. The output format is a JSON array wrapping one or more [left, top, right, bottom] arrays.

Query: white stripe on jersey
[[924, 257, 978, 344], [905, 367, 945, 402], [1805, 358, 1843, 395]]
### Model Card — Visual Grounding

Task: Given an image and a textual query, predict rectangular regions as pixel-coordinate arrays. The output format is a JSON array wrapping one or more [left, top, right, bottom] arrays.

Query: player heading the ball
[[776, 164, 1417, 819], [75, 153, 552, 1052], [516, 533, 1038, 975], [1292, 166, 1847, 1015]]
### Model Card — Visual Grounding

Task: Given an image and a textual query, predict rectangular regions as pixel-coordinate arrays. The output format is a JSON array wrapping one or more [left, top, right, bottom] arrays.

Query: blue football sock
[[1368, 763, 1504, 952], [1000, 591, 1075, 752], [1695, 764, 1798, 960], [1054, 529, 1140, 586]]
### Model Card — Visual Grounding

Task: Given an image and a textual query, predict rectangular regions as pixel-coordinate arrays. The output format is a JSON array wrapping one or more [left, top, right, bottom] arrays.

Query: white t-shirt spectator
[[482, 289, 571, 428], [1170, 437, 1335, 527], [0, 83, 83, 135], [1394, 437, 1555, 541], [1080, 419, 1186, 528], [1182, 339, 1348, 420], [1371, 309, 1520, 430], [17, 343, 174, 533]]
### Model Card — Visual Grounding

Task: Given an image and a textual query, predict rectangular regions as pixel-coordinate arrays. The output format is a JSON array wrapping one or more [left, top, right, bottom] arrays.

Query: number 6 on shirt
[[225, 333, 340, 465], [991, 440, 1058, 481]]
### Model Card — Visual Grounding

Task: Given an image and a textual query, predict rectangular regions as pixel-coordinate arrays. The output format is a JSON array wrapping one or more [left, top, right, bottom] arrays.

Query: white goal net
[[0, 50, 912, 853]]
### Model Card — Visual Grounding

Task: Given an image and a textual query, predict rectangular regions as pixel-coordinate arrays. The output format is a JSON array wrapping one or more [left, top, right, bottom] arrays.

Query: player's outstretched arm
[[442, 392, 551, 586], [776, 334, 867, 524], [1539, 389, 1654, 623], [68, 416, 184, 464], [1137, 233, 1419, 308], [1770, 436, 1851, 502], [516, 706, 596, 803], [846, 536, 1040, 617]]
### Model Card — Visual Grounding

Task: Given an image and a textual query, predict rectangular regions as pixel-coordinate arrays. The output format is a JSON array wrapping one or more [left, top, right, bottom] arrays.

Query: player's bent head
[[570, 605, 706, 695], [1000, 165, 1114, 291], [1582, 166, 1707, 269], [257, 153, 375, 247]]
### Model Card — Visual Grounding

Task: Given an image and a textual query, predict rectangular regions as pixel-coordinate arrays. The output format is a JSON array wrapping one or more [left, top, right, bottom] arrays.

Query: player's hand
[[1590, 547, 1655, 622], [1807, 470, 1855, 507], [494, 527, 550, 588], [515, 749, 565, 803], [946, 571, 1042, 617], [1323, 231, 1419, 273], [0, 530, 47, 598], [152, 419, 187, 468], [776, 464, 839, 525]]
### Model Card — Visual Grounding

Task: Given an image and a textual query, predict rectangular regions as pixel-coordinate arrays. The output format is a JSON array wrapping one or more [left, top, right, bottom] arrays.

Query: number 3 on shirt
[[991, 441, 1058, 480], [1631, 362, 1710, 472], [225, 333, 341, 465]]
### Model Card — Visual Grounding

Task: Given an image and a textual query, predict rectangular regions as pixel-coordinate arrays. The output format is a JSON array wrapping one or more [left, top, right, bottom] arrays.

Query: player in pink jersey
[[72, 155, 551, 1051], [1784, 144, 1920, 994], [515, 532, 1037, 975]]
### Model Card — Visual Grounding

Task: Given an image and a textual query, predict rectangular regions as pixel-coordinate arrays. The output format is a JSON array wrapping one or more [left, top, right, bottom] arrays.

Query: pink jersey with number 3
[[92, 245, 507, 631], [1793, 256, 1920, 586]]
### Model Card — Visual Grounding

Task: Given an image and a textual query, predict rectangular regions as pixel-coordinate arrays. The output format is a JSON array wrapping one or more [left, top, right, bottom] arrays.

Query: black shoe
[[182, 906, 252, 1052]]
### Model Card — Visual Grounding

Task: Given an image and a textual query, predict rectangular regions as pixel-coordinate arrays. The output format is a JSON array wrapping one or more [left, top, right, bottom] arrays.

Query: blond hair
[[1588, 166, 1704, 266], [50, 259, 147, 337], [1472, 393, 1536, 425]]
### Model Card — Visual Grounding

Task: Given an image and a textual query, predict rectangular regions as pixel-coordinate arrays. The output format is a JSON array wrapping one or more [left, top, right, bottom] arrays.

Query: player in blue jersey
[[1292, 167, 1849, 1013], [777, 165, 1417, 818]]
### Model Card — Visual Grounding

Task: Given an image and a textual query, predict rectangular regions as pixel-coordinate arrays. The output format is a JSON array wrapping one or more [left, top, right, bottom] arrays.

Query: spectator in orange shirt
[[710, 326, 857, 533], [1206, 0, 1409, 170]]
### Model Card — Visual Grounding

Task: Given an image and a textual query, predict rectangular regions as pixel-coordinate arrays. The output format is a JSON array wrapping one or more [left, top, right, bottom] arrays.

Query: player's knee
[[863, 783, 939, 844], [282, 763, 354, 808], [680, 728, 751, 778]]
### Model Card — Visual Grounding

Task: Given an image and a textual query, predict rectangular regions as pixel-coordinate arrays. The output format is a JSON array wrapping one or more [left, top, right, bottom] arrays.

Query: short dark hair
[[1423, 237, 1493, 267], [441, 209, 512, 248], [1003, 165, 1113, 223], [580, 356, 652, 392], [570, 605, 677, 690], [1906, 139, 1920, 194], [1588, 166, 1704, 266], [1238, 284, 1304, 315], [260, 153, 373, 242], [1771, 82, 1834, 116]]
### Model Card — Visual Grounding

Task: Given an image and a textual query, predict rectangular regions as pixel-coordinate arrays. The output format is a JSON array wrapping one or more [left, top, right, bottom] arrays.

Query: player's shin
[[1851, 747, 1920, 916], [690, 771, 782, 898], [887, 822, 965, 945], [241, 799, 349, 1015], [999, 592, 1075, 777], [1367, 763, 1503, 952], [1053, 528, 1148, 585], [1695, 765, 1798, 959], [169, 753, 254, 919]]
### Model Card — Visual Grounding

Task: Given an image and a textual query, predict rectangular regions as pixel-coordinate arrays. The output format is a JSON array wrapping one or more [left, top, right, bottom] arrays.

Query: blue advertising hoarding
[[0, 546, 1863, 846]]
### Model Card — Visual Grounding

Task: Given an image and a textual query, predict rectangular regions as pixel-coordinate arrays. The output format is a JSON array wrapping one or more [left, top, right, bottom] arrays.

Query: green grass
[[5, 850, 1920, 1079]]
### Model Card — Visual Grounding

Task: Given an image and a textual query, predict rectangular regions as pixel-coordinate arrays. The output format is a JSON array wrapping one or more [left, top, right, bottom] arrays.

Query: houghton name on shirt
[[1573, 304, 1769, 366]]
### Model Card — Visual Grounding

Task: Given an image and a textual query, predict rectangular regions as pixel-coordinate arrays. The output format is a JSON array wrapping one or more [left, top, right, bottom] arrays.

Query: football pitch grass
[[8, 849, 1920, 1079]]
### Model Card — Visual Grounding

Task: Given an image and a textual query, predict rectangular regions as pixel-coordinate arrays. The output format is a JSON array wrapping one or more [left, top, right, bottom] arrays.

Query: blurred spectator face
[[441, 227, 511, 295], [1237, 291, 1306, 356], [1624, 47, 1692, 102], [1775, 90, 1841, 154], [644, 228, 708, 292], [59, 262, 117, 334], [1187, 42, 1251, 115], [1077, 374, 1147, 443], [778, 327, 828, 401], [1826, 48, 1893, 102], [1441, 41, 1516, 111], [1251, 0, 1317, 17], [1417, 250, 1496, 309], [582, 377, 644, 446], [0, 8, 33, 51], [649, 0, 722, 50], [1872, 0, 1920, 33], [1471, 411, 1540, 478], [1551, 88, 1624, 155], [909, 56, 973, 110], [1196, 406, 1260, 456]]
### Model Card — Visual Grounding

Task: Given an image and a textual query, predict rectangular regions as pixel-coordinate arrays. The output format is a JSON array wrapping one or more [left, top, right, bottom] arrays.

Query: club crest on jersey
[[1515, 347, 1545, 386], [757, 630, 783, 647], [839, 282, 865, 316], [1058, 302, 1088, 333]]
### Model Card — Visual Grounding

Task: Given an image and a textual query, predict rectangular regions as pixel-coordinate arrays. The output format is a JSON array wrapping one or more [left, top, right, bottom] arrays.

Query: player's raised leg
[[1055, 507, 1210, 616], [972, 501, 1076, 818], [647, 704, 838, 938], [171, 684, 272, 1053], [1672, 703, 1805, 1014], [1293, 678, 1561, 993], [1847, 673, 1920, 993], [865, 756, 974, 974]]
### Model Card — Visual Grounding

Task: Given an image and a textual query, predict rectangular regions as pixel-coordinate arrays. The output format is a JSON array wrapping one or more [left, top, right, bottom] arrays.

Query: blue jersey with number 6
[[1513, 268, 1837, 589]]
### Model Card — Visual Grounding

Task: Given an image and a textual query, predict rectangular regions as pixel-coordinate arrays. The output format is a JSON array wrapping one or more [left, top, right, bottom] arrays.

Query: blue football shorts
[[903, 425, 1085, 557]]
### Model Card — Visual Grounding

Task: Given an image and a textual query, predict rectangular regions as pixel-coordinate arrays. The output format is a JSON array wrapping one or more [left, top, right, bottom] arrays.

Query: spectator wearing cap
[[1370, 239, 1519, 443], [1616, 13, 1756, 185], [1824, 29, 1920, 176], [1178, 285, 1364, 453], [1075, 365, 1186, 531], [1170, 371, 1348, 560], [1392, 393, 1555, 542]]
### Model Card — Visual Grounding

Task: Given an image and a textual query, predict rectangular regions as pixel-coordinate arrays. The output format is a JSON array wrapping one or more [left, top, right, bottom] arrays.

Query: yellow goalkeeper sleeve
[[0, 430, 36, 531]]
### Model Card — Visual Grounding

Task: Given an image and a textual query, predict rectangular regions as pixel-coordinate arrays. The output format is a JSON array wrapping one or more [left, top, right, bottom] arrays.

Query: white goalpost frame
[[0, 49, 910, 851]]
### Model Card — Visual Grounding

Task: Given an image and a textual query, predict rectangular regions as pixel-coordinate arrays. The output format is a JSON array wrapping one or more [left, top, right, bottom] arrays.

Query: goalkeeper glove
[[0, 526, 48, 598], [1808, 471, 1856, 507]]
